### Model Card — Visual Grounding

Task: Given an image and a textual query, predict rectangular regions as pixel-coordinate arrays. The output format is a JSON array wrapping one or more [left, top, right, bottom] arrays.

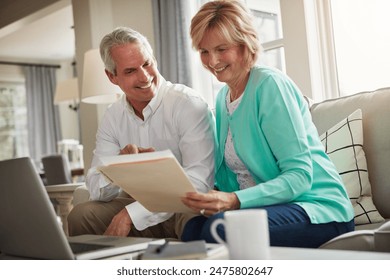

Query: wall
[[111, 0, 155, 50], [280, 0, 313, 98], [0, 65, 25, 83], [56, 60, 79, 141]]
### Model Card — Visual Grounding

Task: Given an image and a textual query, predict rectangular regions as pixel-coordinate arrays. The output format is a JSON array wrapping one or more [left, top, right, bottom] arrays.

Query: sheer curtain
[[152, 0, 193, 87], [24, 66, 62, 167]]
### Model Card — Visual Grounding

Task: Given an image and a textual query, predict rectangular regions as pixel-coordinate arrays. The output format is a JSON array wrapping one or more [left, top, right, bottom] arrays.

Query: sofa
[[309, 87, 390, 251], [72, 87, 390, 251]]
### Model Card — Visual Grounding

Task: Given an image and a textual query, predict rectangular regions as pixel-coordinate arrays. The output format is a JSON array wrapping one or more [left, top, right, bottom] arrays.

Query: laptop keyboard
[[69, 242, 114, 254]]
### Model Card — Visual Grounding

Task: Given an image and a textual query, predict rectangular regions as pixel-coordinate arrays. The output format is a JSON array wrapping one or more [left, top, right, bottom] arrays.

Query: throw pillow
[[320, 109, 384, 225]]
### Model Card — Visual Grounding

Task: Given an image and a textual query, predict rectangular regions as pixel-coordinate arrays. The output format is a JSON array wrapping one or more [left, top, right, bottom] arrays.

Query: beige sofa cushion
[[311, 88, 390, 220]]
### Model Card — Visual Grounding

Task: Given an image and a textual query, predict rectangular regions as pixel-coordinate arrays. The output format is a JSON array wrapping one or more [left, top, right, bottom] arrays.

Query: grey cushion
[[320, 230, 375, 251], [374, 221, 390, 252], [321, 221, 390, 252]]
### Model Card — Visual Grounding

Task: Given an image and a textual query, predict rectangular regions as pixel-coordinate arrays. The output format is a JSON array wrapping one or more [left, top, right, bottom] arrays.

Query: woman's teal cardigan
[[214, 66, 354, 224]]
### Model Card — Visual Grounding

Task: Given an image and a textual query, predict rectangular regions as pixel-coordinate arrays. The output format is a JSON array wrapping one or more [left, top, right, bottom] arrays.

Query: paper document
[[98, 150, 197, 213]]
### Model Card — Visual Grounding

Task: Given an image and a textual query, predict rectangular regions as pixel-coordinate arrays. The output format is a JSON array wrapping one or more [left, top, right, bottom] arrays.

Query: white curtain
[[24, 66, 62, 167]]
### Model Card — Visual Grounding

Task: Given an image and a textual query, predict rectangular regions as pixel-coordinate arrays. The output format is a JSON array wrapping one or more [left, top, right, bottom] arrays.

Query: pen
[[155, 240, 169, 254]]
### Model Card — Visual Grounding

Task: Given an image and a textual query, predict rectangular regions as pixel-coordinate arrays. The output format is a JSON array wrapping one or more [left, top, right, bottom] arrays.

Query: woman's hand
[[181, 190, 240, 216]]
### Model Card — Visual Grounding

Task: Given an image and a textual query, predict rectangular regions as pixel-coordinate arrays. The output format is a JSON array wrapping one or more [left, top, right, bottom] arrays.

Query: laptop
[[0, 157, 163, 260]]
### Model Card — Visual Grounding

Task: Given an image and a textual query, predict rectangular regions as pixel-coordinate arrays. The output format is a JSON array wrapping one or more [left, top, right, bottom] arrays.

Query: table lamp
[[54, 77, 79, 111], [81, 48, 122, 104]]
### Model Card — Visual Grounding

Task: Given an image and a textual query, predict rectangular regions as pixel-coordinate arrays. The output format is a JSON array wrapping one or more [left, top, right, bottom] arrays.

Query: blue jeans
[[181, 204, 354, 248]]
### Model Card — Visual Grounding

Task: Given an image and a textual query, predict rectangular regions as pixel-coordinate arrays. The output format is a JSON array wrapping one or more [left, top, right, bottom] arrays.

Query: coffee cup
[[210, 209, 270, 259]]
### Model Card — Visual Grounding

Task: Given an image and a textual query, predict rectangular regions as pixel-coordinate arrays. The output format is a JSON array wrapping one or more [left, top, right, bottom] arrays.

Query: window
[[300, 0, 390, 101], [0, 82, 29, 160], [249, 0, 285, 72], [330, 0, 390, 96]]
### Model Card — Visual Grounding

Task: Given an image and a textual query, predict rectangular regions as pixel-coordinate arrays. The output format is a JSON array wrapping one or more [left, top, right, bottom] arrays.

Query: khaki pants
[[67, 197, 196, 239]]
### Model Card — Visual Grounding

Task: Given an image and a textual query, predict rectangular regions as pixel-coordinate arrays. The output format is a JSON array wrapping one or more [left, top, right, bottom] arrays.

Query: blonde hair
[[190, 0, 261, 69]]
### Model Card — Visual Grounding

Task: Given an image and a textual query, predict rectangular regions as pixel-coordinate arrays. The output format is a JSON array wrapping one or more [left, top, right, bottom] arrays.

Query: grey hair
[[99, 27, 154, 75]]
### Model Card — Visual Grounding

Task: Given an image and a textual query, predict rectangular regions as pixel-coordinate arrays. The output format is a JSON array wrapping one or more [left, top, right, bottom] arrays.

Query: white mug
[[210, 209, 270, 259]]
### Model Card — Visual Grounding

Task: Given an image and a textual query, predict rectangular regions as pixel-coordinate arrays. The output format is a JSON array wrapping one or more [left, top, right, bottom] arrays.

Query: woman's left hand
[[181, 190, 240, 216]]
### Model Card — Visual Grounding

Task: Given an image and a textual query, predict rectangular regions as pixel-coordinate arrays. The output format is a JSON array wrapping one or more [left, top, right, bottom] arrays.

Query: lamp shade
[[54, 77, 79, 104], [81, 48, 122, 104]]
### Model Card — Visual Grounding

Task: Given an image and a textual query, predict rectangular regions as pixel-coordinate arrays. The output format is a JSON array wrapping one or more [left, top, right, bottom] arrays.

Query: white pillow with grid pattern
[[320, 109, 384, 225]]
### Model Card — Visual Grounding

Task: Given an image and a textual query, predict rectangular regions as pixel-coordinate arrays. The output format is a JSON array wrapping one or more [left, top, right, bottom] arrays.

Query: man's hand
[[104, 208, 132, 237], [119, 144, 155, 155]]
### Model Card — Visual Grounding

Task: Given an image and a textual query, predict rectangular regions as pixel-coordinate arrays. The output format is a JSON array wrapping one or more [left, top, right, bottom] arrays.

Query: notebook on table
[[0, 157, 163, 260]]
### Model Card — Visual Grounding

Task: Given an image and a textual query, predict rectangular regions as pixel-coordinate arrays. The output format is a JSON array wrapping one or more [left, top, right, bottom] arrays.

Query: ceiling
[[0, 3, 75, 64]]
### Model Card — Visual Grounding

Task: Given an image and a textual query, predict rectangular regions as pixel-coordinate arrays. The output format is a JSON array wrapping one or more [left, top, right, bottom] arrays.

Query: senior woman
[[181, 0, 354, 248]]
